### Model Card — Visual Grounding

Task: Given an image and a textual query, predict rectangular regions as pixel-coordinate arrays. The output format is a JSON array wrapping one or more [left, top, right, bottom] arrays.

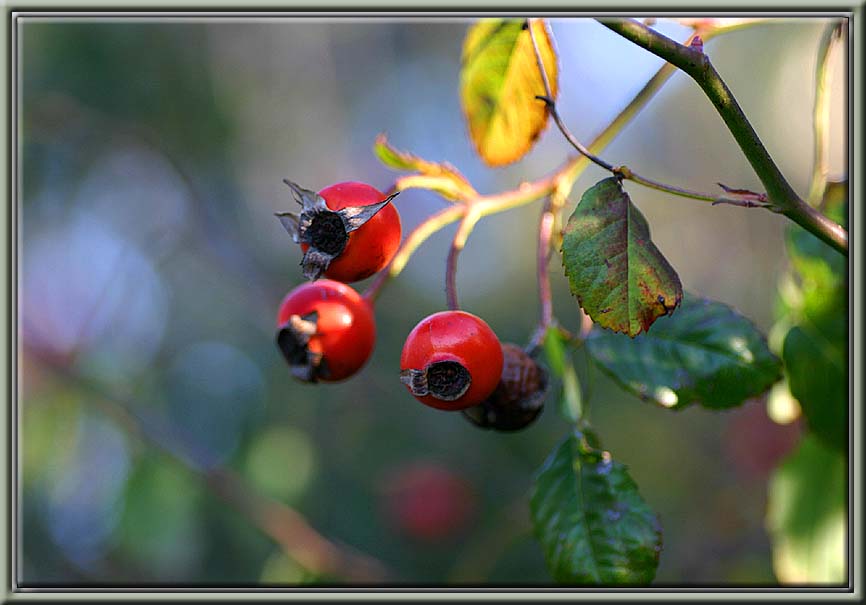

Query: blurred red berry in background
[[380, 461, 476, 542]]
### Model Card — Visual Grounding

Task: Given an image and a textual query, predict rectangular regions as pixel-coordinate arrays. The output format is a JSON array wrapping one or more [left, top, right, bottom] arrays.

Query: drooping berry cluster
[[275, 179, 547, 431]]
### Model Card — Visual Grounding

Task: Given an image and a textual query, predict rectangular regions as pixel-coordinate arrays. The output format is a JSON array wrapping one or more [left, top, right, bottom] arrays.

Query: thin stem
[[537, 200, 555, 330], [364, 29, 697, 303], [364, 204, 465, 303], [31, 350, 390, 582], [445, 209, 481, 310], [526, 201, 555, 351], [808, 21, 844, 207], [527, 180, 574, 351], [527, 19, 771, 210], [599, 17, 848, 255], [526, 20, 616, 174]]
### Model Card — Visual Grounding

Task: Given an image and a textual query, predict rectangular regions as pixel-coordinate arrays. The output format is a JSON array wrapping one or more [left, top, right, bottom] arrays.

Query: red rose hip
[[276, 280, 375, 382], [400, 311, 504, 411], [276, 180, 401, 282]]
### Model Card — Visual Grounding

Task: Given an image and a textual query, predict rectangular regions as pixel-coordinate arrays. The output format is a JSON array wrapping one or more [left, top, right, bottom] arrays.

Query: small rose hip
[[275, 279, 375, 382], [399, 310, 503, 411], [276, 180, 401, 282]]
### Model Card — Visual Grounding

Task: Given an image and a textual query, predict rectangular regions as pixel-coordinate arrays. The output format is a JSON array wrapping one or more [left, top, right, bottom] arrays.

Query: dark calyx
[[275, 179, 400, 282], [425, 361, 472, 400], [400, 360, 472, 402], [306, 211, 349, 256], [275, 313, 325, 382]]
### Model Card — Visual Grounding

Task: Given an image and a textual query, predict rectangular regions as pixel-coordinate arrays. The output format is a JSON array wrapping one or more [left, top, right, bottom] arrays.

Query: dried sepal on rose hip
[[399, 311, 504, 411], [276, 180, 401, 282], [275, 279, 375, 382], [461, 343, 548, 431]]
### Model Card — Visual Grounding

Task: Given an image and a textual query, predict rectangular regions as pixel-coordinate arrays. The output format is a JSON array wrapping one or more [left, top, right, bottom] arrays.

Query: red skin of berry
[[381, 462, 476, 542], [301, 182, 402, 283], [400, 310, 504, 411], [276, 280, 375, 382]]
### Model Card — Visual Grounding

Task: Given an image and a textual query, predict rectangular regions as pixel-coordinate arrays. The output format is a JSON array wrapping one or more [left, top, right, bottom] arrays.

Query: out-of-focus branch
[[808, 21, 845, 207], [29, 348, 391, 583]]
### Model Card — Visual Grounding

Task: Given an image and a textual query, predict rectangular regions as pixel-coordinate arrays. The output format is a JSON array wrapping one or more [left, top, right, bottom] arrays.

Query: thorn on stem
[[535, 95, 555, 108]]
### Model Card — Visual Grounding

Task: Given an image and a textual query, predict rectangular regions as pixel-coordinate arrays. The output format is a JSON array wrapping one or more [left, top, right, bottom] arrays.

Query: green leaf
[[543, 327, 583, 423], [786, 180, 847, 317], [782, 179, 847, 451], [530, 431, 661, 585], [766, 435, 847, 584], [373, 134, 476, 201], [783, 318, 846, 451], [459, 19, 558, 166], [586, 295, 782, 410], [562, 177, 683, 337]]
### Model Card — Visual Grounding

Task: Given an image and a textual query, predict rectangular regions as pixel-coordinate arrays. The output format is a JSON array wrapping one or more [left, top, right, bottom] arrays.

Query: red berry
[[276, 280, 375, 382], [381, 462, 476, 542], [399, 311, 503, 411], [462, 343, 548, 431], [276, 181, 401, 282]]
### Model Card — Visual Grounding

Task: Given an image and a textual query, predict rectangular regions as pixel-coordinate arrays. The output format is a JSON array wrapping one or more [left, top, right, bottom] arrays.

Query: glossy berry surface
[[276, 280, 375, 382], [462, 343, 548, 431], [400, 310, 503, 411], [303, 182, 402, 283]]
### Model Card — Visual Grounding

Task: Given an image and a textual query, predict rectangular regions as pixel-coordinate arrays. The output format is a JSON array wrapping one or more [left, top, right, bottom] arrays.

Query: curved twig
[[598, 17, 847, 255]]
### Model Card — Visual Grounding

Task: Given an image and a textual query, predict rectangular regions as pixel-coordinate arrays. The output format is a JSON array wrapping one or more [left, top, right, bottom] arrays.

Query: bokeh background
[[19, 17, 846, 585]]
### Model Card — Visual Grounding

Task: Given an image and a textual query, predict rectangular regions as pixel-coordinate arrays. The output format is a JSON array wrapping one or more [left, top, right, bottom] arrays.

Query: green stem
[[599, 17, 848, 256], [364, 204, 465, 303]]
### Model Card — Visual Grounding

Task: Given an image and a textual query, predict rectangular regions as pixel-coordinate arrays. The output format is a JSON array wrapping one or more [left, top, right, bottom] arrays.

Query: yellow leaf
[[460, 19, 559, 167]]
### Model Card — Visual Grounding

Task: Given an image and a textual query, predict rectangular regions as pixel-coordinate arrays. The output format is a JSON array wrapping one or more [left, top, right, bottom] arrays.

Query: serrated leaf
[[562, 177, 682, 337], [460, 18, 558, 166], [586, 295, 782, 410], [530, 431, 661, 585], [373, 134, 476, 201], [766, 435, 847, 584]]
